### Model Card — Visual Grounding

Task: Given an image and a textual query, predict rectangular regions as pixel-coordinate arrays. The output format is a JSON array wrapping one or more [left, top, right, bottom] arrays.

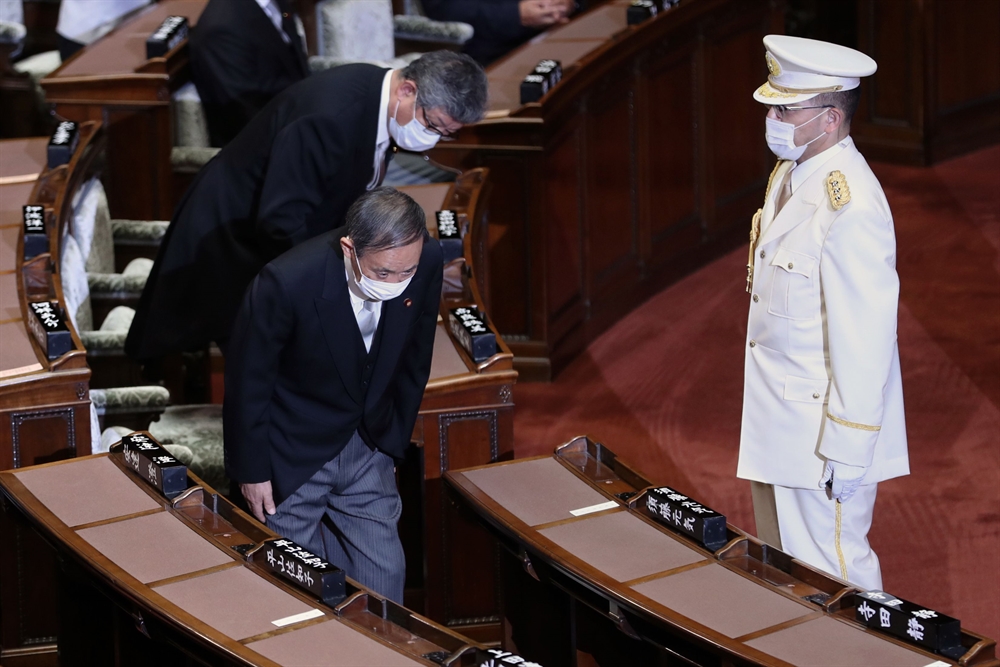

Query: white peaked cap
[[753, 35, 877, 105]]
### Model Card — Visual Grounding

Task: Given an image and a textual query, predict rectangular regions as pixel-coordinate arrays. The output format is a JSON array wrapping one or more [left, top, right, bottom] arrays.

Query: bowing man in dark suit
[[190, 0, 310, 147], [125, 51, 487, 362], [224, 188, 442, 602]]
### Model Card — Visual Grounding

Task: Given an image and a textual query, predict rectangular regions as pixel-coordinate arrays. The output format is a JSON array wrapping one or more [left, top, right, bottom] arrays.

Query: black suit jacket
[[190, 0, 309, 147], [126, 64, 392, 361], [223, 229, 443, 505]]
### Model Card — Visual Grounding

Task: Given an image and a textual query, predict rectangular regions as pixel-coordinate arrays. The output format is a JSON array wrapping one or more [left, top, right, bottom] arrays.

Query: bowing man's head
[[388, 51, 489, 150], [341, 188, 428, 288]]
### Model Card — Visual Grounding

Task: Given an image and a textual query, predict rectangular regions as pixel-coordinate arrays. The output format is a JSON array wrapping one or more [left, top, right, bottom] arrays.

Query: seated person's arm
[[223, 265, 294, 521], [422, 0, 572, 41]]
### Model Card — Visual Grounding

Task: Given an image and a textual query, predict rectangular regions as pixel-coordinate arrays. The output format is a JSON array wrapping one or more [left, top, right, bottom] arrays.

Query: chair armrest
[[171, 146, 220, 174], [111, 219, 169, 243], [393, 15, 473, 45], [80, 329, 129, 352], [91, 386, 171, 414]]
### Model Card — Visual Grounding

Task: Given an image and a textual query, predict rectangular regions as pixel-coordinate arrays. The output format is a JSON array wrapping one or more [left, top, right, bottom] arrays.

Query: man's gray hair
[[346, 187, 428, 258], [400, 50, 489, 125]]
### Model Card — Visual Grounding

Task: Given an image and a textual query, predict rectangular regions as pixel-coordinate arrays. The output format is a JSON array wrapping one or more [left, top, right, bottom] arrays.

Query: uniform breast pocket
[[767, 247, 819, 321]]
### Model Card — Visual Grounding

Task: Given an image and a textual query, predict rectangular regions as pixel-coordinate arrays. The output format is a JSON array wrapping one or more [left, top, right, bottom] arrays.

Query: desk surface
[[0, 138, 46, 379], [1, 450, 480, 666], [485, 0, 631, 115], [54, 0, 207, 79], [447, 439, 995, 667]]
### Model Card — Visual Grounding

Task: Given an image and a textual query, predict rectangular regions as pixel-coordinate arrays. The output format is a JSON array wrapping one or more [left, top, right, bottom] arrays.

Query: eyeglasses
[[420, 106, 457, 142], [771, 104, 834, 120]]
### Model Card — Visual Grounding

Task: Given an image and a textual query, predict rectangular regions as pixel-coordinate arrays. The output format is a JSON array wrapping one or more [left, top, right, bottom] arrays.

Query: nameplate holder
[[475, 649, 542, 666], [121, 432, 188, 499], [27, 301, 72, 359], [22, 205, 49, 259], [534, 59, 562, 88], [448, 306, 497, 362], [645, 486, 727, 551], [47, 121, 79, 169], [435, 209, 463, 263], [856, 591, 963, 658], [251, 538, 346, 606], [628, 0, 658, 24], [146, 16, 189, 59]]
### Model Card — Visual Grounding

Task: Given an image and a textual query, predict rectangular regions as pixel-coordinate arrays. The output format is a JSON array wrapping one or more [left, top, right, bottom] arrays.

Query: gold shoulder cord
[[826, 170, 851, 210], [746, 160, 787, 292]]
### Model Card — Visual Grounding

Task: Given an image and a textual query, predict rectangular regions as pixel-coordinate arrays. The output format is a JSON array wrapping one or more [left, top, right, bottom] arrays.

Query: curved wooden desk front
[[429, 0, 782, 380], [445, 437, 999, 667], [0, 446, 494, 667], [0, 122, 106, 665], [400, 170, 516, 641]]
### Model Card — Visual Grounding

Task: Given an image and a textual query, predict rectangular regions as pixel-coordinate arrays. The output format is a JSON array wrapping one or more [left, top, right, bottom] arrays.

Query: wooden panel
[[544, 123, 584, 322], [706, 12, 772, 233], [639, 39, 700, 269], [932, 2, 1000, 112], [852, 0, 1000, 164], [585, 71, 638, 294]]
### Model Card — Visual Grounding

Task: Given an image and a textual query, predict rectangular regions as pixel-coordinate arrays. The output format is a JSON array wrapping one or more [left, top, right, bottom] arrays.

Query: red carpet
[[512, 145, 1000, 640]]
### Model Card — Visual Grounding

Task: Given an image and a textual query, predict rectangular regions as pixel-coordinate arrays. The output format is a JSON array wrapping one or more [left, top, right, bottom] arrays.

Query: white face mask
[[347, 248, 414, 302], [389, 94, 441, 152], [765, 108, 829, 161]]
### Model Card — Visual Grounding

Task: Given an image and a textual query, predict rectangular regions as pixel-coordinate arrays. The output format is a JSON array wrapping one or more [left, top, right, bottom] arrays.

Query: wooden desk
[[445, 437, 1000, 667], [400, 169, 517, 642], [0, 126, 102, 665], [40, 0, 208, 220], [429, 0, 782, 380], [0, 445, 497, 667]]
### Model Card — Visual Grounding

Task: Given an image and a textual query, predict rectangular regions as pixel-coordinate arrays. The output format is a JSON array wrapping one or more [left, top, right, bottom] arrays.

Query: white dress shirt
[[345, 265, 382, 352]]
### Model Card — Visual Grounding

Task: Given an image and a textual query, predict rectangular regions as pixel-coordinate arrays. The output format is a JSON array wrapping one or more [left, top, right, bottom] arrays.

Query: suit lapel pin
[[404, 298, 412, 307]]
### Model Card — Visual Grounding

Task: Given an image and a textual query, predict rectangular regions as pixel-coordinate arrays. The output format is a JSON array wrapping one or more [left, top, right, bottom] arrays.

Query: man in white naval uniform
[[738, 35, 909, 591]]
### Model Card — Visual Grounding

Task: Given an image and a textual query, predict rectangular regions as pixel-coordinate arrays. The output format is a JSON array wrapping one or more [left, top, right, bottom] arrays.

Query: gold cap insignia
[[826, 170, 851, 210], [765, 52, 781, 78]]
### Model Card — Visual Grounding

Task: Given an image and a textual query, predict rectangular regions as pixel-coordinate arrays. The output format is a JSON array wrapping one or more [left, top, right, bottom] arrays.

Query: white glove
[[819, 460, 868, 502]]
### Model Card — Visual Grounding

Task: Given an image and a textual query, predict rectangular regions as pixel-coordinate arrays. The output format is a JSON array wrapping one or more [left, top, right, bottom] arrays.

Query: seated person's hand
[[241, 480, 276, 522], [520, 0, 575, 28]]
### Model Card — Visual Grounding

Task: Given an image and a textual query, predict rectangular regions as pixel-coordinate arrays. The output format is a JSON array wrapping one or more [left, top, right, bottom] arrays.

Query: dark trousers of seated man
[[264, 431, 405, 603]]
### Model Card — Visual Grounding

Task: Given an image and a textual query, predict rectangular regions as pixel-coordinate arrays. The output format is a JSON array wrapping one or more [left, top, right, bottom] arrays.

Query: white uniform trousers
[[751, 482, 882, 591]]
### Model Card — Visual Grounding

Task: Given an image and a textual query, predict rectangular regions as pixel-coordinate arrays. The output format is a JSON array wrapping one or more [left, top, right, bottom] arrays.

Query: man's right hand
[[241, 481, 276, 522], [520, 0, 574, 28]]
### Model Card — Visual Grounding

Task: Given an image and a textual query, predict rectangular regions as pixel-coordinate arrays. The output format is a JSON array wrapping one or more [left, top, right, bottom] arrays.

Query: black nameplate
[[449, 307, 497, 362], [121, 432, 188, 499], [47, 121, 79, 169], [520, 73, 549, 105], [475, 649, 543, 666], [645, 486, 727, 551], [534, 59, 562, 88], [627, 0, 658, 24], [435, 209, 463, 263], [252, 538, 346, 605], [22, 205, 49, 259], [146, 15, 188, 59], [856, 590, 963, 657], [27, 301, 72, 360]]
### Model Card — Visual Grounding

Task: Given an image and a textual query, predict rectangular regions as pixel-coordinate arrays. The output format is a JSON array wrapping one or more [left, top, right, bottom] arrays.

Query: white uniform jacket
[[738, 138, 909, 489]]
